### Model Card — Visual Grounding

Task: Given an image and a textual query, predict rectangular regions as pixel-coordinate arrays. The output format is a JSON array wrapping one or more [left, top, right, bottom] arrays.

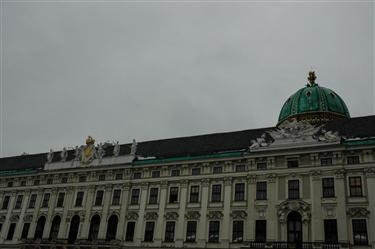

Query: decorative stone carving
[[365, 168, 375, 178], [334, 169, 346, 179], [0, 215, 6, 222], [126, 211, 139, 220], [224, 177, 232, 186], [250, 133, 270, 149], [47, 149, 54, 163], [322, 204, 336, 218], [277, 200, 311, 224], [347, 208, 370, 218], [144, 212, 158, 220], [230, 210, 247, 219], [247, 174, 257, 184], [267, 174, 277, 183], [180, 180, 189, 188], [311, 170, 322, 181], [81, 136, 96, 165], [96, 143, 105, 163], [113, 141, 120, 157], [316, 129, 340, 143], [10, 215, 19, 222], [60, 147, 68, 162], [130, 139, 137, 156], [207, 211, 223, 220], [270, 119, 320, 141], [201, 178, 210, 187], [255, 205, 267, 219], [73, 146, 81, 162], [164, 212, 179, 220], [185, 211, 200, 220]]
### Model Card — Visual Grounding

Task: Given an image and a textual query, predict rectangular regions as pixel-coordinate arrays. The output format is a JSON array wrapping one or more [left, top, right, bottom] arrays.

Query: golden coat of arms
[[81, 136, 96, 164]]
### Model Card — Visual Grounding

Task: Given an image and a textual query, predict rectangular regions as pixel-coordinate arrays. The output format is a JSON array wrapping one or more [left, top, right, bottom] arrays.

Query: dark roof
[[1, 115, 374, 172]]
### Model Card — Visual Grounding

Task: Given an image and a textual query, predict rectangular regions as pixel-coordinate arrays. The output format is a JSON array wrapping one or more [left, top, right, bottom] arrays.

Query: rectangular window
[[232, 220, 244, 242], [257, 162, 267, 170], [164, 221, 175, 242], [144, 221, 155, 242], [352, 219, 368, 245], [171, 169, 180, 176], [125, 222, 136, 242], [56, 192, 65, 208], [256, 182, 267, 200], [112, 189, 121, 205], [130, 189, 140, 205], [235, 165, 246, 172], [75, 191, 84, 207], [34, 180, 40, 186], [7, 182, 13, 187], [21, 223, 30, 240], [21, 181, 26, 187], [133, 172, 142, 179], [115, 173, 123, 180], [14, 195, 23, 209], [28, 194, 37, 209], [61, 177, 68, 184], [211, 184, 222, 202], [1, 196, 10, 210], [6, 223, 16, 240], [234, 183, 245, 201], [324, 219, 338, 243], [47, 179, 53, 184], [288, 180, 300, 199], [322, 178, 335, 198], [169, 187, 179, 204], [149, 188, 158, 204], [347, 156, 360, 165], [213, 166, 223, 174], [151, 171, 160, 178], [78, 176, 86, 182], [287, 159, 299, 168], [99, 175, 106, 181], [189, 186, 200, 203], [94, 190, 104, 206], [191, 168, 201, 176], [208, 221, 220, 243], [42, 193, 50, 208], [255, 220, 267, 242], [349, 177, 363, 197], [186, 221, 197, 242], [321, 158, 333, 166]]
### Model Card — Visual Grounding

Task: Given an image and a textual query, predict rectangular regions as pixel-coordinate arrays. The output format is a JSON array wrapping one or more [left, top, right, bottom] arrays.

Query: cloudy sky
[[1, 1, 374, 157]]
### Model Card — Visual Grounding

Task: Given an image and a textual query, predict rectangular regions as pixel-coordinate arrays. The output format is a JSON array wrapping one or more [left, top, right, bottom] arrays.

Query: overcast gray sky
[[1, 1, 374, 157]]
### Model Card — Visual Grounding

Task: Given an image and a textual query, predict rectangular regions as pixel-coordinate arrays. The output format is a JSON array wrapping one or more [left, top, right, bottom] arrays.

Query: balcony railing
[[247, 241, 344, 249]]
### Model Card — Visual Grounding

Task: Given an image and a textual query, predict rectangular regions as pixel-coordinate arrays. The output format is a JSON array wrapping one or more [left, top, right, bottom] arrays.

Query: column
[[365, 168, 375, 248], [221, 177, 232, 247], [311, 172, 324, 242], [175, 180, 188, 247], [27, 189, 44, 239], [80, 186, 96, 239], [14, 190, 31, 241], [42, 188, 58, 239], [154, 181, 168, 246], [0, 191, 16, 243], [197, 178, 209, 247], [334, 169, 349, 243], [58, 187, 75, 239], [98, 184, 112, 239], [117, 182, 131, 240], [267, 174, 277, 241], [245, 174, 256, 241], [134, 183, 148, 245]]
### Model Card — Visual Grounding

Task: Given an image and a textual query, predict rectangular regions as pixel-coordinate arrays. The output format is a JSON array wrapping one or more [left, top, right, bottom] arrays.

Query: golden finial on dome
[[308, 71, 317, 86], [85, 136, 95, 145]]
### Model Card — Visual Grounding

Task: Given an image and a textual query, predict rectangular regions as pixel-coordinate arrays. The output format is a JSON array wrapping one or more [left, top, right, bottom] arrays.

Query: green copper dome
[[278, 72, 350, 126]]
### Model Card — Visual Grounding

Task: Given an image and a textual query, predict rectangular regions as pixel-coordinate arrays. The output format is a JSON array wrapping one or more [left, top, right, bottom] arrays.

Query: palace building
[[0, 72, 374, 249]]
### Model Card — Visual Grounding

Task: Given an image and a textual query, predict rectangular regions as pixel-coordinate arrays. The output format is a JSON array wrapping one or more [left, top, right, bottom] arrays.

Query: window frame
[[74, 191, 84, 207], [149, 187, 159, 204], [168, 187, 179, 204], [164, 221, 175, 242], [41, 193, 51, 208], [322, 177, 335, 198], [352, 219, 368, 245], [112, 189, 121, 206], [288, 179, 300, 200], [232, 220, 244, 243], [94, 190, 104, 206], [144, 221, 155, 242], [234, 183, 245, 201], [189, 185, 200, 203], [211, 184, 222, 202], [130, 188, 140, 205], [186, 221, 197, 242], [208, 220, 220, 243], [349, 176, 363, 197], [256, 181, 267, 200]]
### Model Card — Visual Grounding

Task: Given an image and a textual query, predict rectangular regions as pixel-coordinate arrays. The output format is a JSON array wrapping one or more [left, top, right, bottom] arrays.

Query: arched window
[[106, 215, 118, 241], [49, 216, 61, 240], [34, 216, 46, 239], [88, 215, 101, 241], [68, 215, 80, 244]]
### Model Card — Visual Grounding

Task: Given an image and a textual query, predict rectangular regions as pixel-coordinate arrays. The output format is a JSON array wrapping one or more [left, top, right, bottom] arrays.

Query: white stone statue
[[249, 133, 269, 149], [317, 129, 340, 142], [113, 141, 120, 157], [130, 139, 137, 156], [74, 146, 81, 161], [47, 149, 54, 163], [61, 147, 68, 162], [96, 143, 105, 162]]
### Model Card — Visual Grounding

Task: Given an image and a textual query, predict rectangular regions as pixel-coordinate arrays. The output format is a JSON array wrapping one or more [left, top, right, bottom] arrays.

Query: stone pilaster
[[0, 191, 16, 242], [245, 174, 256, 241], [311, 171, 324, 242], [42, 188, 58, 238], [58, 187, 74, 239], [365, 168, 375, 248], [221, 177, 232, 247], [134, 183, 148, 245], [117, 182, 131, 240], [267, 174, 277, 241], [197, 178, 209, 247], [14, 190, 31, 241], [154, 181, 168, 246], [80, 185, 96, 239], [334, 169, 349, 243], [175, 180, 188, 247], [98, 184, 112, 239], [27, 189, 44, 239]]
